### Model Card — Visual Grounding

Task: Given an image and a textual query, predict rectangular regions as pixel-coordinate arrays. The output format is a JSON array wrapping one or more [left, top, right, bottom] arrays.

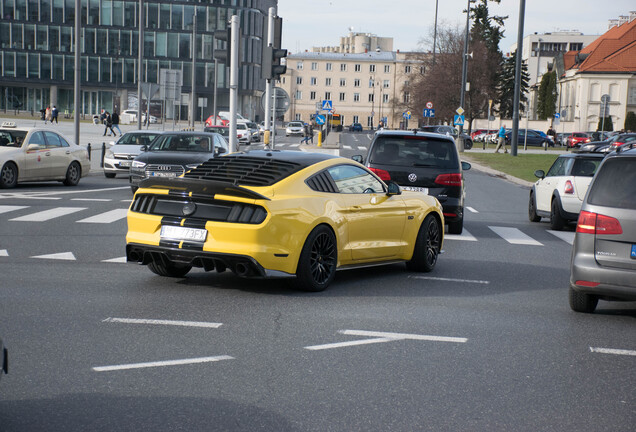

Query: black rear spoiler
[[138, 177, 271, 201]]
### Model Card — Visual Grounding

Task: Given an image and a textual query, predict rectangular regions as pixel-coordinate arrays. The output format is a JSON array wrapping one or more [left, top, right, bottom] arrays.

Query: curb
[[462, 157, 534, 188]]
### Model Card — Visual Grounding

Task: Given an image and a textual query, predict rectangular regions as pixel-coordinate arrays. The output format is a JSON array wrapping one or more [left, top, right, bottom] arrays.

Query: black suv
[[354, 129, 471, 234], [420, 125, 473, 150]]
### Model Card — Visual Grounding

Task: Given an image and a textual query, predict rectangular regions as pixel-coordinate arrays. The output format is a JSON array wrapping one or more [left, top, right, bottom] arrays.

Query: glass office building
[[0, 0, 274, 120]]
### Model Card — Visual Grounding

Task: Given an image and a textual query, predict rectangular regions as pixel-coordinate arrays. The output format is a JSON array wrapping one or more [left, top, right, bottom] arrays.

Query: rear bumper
[[570, 251, 636, 301]]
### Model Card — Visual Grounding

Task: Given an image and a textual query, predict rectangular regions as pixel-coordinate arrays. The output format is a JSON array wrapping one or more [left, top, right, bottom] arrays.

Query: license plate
[[119, 161, 132, 167], [631, 244, 636, 259], [160, 225, 207, 242], [150, 171, 177, 177], [401, 186, 429, 194]]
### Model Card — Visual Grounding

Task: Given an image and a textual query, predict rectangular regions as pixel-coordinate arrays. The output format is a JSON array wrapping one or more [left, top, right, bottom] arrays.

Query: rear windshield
[[150, 135, 214, 153], [369, 135, 458, 168], [571, 157, 602, 177], [587, 158, 636, 209]]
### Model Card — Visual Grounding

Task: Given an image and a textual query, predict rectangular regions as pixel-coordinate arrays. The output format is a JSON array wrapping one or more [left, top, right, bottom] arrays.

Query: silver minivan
[[569, 147, 636, 313]]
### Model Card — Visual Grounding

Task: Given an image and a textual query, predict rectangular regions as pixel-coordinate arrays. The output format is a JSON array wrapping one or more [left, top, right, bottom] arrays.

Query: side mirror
[[461, 161, 471, 171], [386, 181, 401, 196], [534, 169, 545, 179], [141, 145, 148, 152], [352, 155, 363, 164], [27, 143, 41, 151], [215, 147, 227, 155]]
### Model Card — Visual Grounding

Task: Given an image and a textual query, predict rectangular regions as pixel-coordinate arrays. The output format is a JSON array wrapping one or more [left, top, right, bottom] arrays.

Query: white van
[[218, 111, 250, 124]]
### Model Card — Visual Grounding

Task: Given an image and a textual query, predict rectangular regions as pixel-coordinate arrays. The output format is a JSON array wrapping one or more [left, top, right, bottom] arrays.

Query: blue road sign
[[422, 108, 435, 118], [554, 113, 560, 119], [403, 111, 411, 119], [321, 100, 333, 110], [315, 114, 326, 125], [454, 114, 465, 126]]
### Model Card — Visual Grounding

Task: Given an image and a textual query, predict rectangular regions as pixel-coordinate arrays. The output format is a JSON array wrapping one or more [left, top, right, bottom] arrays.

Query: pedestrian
[[103, 111, 115, 136], [40, 107, 46, 122], [308, 123, 314, 144], [300, 123, 311, 144], [45, 106, 52, 124], [111, 110, 122, 136], [495, 124, 508, 153], [51, 105, 59, 124]]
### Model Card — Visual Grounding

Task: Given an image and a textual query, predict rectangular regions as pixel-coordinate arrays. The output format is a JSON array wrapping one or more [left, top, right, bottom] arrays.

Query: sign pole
[[228, 15, 239, 153]]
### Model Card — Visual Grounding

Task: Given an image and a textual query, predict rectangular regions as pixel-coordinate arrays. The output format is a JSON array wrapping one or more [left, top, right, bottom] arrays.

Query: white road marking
[[289, 143, 300, 147], [409, 275, 490, 284], [358, 146, 368, 151], [445, 228, 477, 241], [0, 249, 8, 257], [466, 206, 478, 213], [305, 337, 394, 351], [548, 230, 575, 245], [120, 199, 133, 203], [0, 194, 60, 200], [489, 226, 543, 246], [10, 207, 86, 222], [71, 198, 112, 202], [343, 145, 352, 149], [590, 347, 636, 357], [0, 205, 29, 214], [102, 257, 127, 263], [305, 329, 467, 351], [103, 317, 223, 328], [31, 252, 76, 260], [2, 186, 130, 199], [77, 208, 128, 223], [93, 355, 234, 372]]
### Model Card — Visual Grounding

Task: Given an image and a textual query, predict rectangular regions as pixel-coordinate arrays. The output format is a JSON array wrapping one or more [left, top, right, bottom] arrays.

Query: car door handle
[[65, 150, 71, 154], [45, 151, 51, 156], [348, 205, 362, 212]]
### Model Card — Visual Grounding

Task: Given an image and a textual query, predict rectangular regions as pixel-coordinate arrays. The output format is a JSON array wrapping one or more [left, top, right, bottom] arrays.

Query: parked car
[[575, 133, 636, 153], [103, 131, 165, 178], [129, 131, 229, 192], [126, 150, 444, 292], [556, 132, 568, 146], [529, 153, 605, 230], [246, 122, 261, 142], [0, 123, 90, 188], [568, 147, 636, 313], [204, 115, 229, 127], [236, 122, 250, 144], [349, 123, 363, 132], [505, 129, 552, 147], [565, 132, 591, 148], [354, 129, 471, 234], [120, 109, 158, 125], [204, 125, 231, 140], [420, 125, 473, 150], [470, 129, 488, 139], [286, 121, 305, 137]]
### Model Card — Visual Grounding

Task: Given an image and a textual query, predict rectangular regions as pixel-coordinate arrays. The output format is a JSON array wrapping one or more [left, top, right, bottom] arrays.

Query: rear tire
[[293, 225, 337, 292], [63, 161, 81, 186], [0, 162, 18, 189], [569, 287, 598, 313], [447, 217, 463, 235], [406, 215, 441, 272], [550, 197, 565, 230], [148, 260, 192, 278], [104, 172, 116, 179], [528, 192, 541, 222]]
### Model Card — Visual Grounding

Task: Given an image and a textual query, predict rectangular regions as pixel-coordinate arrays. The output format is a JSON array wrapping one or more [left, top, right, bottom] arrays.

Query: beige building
[[311, 31, 394, 54], [279, 50, 424, 129]]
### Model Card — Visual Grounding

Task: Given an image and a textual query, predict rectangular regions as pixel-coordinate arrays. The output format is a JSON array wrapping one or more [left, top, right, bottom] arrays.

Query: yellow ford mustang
[[126, 150, 444, 291]]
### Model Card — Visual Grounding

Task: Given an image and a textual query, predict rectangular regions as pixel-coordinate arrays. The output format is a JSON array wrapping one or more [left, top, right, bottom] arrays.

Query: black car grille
[[131, 194, 267, 224], [145, 164, 185, 176], [184, 156, 302, 186]]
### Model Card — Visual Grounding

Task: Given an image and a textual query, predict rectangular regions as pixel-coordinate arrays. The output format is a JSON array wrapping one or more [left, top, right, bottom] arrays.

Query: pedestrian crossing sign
[[321, 100, 333, 111], [454, 114, 465, 126]]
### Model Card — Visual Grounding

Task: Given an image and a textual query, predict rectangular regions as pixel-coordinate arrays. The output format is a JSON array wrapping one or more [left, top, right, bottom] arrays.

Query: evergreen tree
[[597, 116, 614, 132], [624, 111, 636, 131], [470, 0, 507, 54], [496, 50, 529, 119], [537, 71, 557, 120]]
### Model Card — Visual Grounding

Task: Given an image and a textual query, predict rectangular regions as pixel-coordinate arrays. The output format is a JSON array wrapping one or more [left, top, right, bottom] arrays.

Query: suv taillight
[[564, 180, 574, 194], [435, 173, 462, 187], [576, 210, 623, 235], [370, 167, 391, 181]]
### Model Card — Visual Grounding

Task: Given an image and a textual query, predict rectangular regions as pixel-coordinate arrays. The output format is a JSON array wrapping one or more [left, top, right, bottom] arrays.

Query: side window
[[546, 157, 566, 177], [327, 165, 385, 194], [214, 135, 228, 152], [28, 131, 46, 147], [572, 158, 600, 177], [43, 131, 65, 148]]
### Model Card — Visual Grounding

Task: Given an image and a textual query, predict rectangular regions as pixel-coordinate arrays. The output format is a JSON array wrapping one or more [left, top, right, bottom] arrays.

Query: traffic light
[[262, 45, 288, 80], [213, 30, 231, 64]]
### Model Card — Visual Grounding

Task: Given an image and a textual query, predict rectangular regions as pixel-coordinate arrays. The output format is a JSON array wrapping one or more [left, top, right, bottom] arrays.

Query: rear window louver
[[306, 171, 338, 193], [184, 155, 303, 186]]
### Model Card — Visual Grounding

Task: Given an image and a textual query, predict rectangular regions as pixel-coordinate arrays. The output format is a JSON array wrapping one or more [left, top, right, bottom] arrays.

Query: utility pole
[[511, 0, 527, 156], [73, 0, 80, 145], [433, 0, 439, 63], [190, 8, 197, 128], [228, 15, 239, 153], [458, 0, 471, 153], [137, 0, 144, 130], [264, 7, 275, 142]]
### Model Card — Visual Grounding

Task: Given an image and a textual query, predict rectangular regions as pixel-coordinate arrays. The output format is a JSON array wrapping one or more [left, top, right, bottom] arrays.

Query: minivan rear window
[[369, 136, 458, 168], [587, 158, 636, 209]]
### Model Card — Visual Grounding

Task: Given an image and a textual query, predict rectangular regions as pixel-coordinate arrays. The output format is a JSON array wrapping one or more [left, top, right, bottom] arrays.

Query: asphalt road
[[0, 131, 634, 431]]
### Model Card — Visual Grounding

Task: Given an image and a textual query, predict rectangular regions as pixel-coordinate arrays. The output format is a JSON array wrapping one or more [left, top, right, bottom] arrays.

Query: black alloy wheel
[[294, 225, 337, 292], [528, 192, 541, 222], [550, 197, 565, 231], [63, 161, 81, 186], [406, 214, 441, 272], [0, 162, 18, 189]]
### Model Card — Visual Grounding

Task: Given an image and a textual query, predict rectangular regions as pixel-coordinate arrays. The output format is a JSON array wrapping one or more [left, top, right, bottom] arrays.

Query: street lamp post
[[370, 75, 375, 129], [458, 0, 472, 153]]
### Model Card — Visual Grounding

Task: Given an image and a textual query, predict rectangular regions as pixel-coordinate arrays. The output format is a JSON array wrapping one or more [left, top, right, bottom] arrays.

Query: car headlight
[[185, 164, 200, 169], [132, 161, 146, 168], [105, 149, 114, 158]]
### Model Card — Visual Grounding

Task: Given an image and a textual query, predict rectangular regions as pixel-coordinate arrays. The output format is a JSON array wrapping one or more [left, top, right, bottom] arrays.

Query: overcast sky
[[277, 0, 634, 54]]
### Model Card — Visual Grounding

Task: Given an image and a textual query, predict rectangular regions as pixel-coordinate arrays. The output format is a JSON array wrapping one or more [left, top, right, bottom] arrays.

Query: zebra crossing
[[1, 204, 129, 224]]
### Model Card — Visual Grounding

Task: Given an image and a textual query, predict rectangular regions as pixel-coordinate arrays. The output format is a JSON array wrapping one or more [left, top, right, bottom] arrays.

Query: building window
[[368, 94, 374, 102], [404, 80, 410, 87], [353, 93, 360, 102], [296, 77, 303, 85], [310, 91, 316, 100], [340, 78, 346, 87], [295, 90, 302, 100], [367, 116, 373, 127], [311, 62, 318, 70], [339, 92, 346, 101], [383, 80, 389, 88], [326, 63, 332, 71], [353, 115, 359, 123], [383, 94, 389, 103], [369, 64, 376, 72], [403, 92, 410, 103], [405, 65, 411, 73], [295, 114, 301, 121], [325, 92, 331, 100], [354, 64, 361, 72], [384, 65, 390, 73], [296, 61, 303, 70], [325, 77, 332, 86], [354, 79, 360, 87], [310, 77, 317, 85], [569, 42, 583, 51], [340, 63, 347, 71]]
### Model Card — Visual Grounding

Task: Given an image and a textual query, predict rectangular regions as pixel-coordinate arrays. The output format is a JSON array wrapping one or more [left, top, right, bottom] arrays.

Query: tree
[[597, 116, 614, 132], [470, 0, 507, 54], [624, 111, 636, 132], [496, 50, 529, 119], [536, 70, 557, 120]]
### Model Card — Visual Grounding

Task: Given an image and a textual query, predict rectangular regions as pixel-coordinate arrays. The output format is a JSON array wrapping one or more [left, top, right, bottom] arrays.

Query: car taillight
[[611, 141, 624, 148], [435, 173, 462, 187], [584, 138, 590, 143], [575, 280, 600, 287], [564, 180, 574, 194], [369, 167, 391, 181], [576, 210, 623, 235]]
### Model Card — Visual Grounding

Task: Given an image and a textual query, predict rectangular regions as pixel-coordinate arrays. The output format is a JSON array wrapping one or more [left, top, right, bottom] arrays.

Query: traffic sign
[[453, 114, 465, 126], [554, 113, 560, 119], [422, 108, 435, 118], [426, 101, 433, 109], [260, 87, 290, 117], [315, 114, 326, 125], [456, 107, 464, 116], [403, 111, 411, 119], [321, 100, 333, 110]]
